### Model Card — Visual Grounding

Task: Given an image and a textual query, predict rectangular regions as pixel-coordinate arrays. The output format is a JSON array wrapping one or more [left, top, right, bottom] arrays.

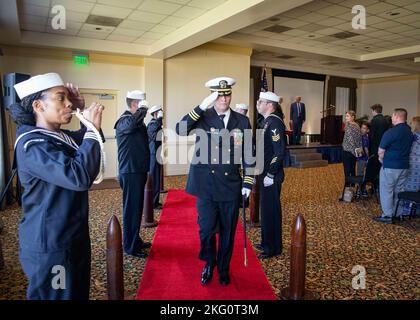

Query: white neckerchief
[[73, 109, 105, 184]]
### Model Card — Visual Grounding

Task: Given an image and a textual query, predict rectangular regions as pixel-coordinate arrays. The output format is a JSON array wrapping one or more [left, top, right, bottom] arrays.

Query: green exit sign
[[73, 54, 89, 65]]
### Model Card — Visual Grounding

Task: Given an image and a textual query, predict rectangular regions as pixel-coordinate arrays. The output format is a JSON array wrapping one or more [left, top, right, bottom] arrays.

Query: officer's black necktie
[[219, 114, 225, 128]]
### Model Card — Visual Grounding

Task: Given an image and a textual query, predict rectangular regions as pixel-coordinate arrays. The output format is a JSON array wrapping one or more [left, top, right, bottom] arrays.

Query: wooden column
[[281, 214, 314, 300], [106, 215, 124, 300], [160, 163, 167, 194], [142, 173, 158, 228]]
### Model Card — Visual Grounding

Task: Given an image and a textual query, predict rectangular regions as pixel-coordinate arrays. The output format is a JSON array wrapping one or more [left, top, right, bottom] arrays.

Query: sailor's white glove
[[157, 110, 163, 118], [263, 176, 274, 187], [199, 92, 218, 111], [241, 187, 251, 199]]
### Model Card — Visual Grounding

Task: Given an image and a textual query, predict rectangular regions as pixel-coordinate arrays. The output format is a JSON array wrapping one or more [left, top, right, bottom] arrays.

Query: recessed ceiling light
[[365, 46, 370, 49], [308, 34, 315, 38], [386, 11, 400, 16], [96, 27, 102, 30]]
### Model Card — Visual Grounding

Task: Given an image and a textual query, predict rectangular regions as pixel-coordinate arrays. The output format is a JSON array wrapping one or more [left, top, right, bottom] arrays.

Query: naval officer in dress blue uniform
[[147, 105, 164, 209], [256, 91, 286, 259], [114, 91, 151, 258], [176, 77, 255, 286], [9, 73, 103, 299]]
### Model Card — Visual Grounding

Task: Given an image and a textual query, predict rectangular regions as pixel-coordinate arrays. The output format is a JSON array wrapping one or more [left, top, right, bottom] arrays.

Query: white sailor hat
[[139, 100, 148, 108], [259, 91, 280, 103], [205, 77, 236, 96], [126, 90, 146, 100], [14, 72, 64, 100], [148, 105, 162, 114], [235, 103, 248, 111]]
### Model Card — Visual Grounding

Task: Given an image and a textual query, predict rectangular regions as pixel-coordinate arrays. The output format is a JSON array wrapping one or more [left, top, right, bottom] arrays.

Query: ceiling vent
[[85, 14, 123, 27], [263, 25, 292, 33], [331, 31, 359, 39]]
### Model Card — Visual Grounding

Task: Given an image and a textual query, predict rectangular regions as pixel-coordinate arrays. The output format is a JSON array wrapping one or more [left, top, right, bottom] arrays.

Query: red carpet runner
[[136, 190, 277, 300]]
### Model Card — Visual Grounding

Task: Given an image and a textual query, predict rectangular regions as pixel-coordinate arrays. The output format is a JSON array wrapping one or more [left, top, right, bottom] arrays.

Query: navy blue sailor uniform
[[176, 105, 254, 275], [147, 117, 163, 208], [259, 110, 286, 256], [114, 108, 150, 255], [15, 124, 101, 300]]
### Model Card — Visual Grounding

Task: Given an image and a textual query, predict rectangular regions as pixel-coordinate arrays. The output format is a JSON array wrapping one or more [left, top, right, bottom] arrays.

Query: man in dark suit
[[365, 104, 390, 192], [176, 77, 255, 286], [290, 96, 306, 145]]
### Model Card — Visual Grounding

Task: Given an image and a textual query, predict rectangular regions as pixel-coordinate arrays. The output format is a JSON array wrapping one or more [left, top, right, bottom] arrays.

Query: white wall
[[0, 55, 145, 116], [358, 75, 420, 119], [274, 76, 324, 134], [0, 55, 144, 179], [164, 47, 251, 175]]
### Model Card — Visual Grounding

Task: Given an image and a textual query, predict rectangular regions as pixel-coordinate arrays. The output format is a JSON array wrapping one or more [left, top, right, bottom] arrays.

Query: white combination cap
[[14, 72, 64, 99], [235, 103, 248, 110], [259, 91, 280, 103], [205, 77, 236, 96], [148, 105, 162, 114], [127, 90, 146, 100]]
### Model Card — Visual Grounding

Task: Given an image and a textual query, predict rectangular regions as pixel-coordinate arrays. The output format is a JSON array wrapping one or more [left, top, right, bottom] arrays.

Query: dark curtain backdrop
[[250, 66, 263, 133], [326, 76, 357, 116]]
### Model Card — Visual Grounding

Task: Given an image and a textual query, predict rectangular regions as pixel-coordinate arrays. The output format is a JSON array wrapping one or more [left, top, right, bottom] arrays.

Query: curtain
[[336, 87, 350, 116], [326, 76, 357, 116]]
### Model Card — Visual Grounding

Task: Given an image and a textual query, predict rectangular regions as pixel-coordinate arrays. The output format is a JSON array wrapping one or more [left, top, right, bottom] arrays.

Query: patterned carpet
[[0, 164, 418, 300]]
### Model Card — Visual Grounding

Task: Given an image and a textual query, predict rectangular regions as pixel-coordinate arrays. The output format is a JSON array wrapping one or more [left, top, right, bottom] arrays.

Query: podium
[[321, 115, 343, 145]]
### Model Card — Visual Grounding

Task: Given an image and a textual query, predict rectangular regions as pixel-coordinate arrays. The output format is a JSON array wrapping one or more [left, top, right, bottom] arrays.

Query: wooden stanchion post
[[142, 173, 158, 228], [248, 176, 260, 227], [160, 163, 167, 194], [106, 215, 124, 300], [281, 213, 315, 300], [0, 237, 4, 270]]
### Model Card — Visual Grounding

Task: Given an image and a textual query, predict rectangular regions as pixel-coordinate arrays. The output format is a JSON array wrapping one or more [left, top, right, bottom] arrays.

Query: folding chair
[[393, 191, 420, 221], [340, 156, 375, 206]]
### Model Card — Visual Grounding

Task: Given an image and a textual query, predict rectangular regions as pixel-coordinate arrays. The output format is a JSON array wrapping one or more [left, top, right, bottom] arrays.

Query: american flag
[[260, 66, 268, 92]]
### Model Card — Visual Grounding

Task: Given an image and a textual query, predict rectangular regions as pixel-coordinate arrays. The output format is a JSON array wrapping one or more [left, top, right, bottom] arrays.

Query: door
[[61, 91, 118, 179]]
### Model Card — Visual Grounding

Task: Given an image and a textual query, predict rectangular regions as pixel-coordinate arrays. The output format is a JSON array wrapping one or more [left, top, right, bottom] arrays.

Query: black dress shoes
[[255, 244, 264, 252], [140, 242, 152, 249], [373, 216, 393, 224], [128, 250, 148, 258], [258, 252, 281, 259], [219, 273, 230, 286], [201, 263, 215, 286]]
